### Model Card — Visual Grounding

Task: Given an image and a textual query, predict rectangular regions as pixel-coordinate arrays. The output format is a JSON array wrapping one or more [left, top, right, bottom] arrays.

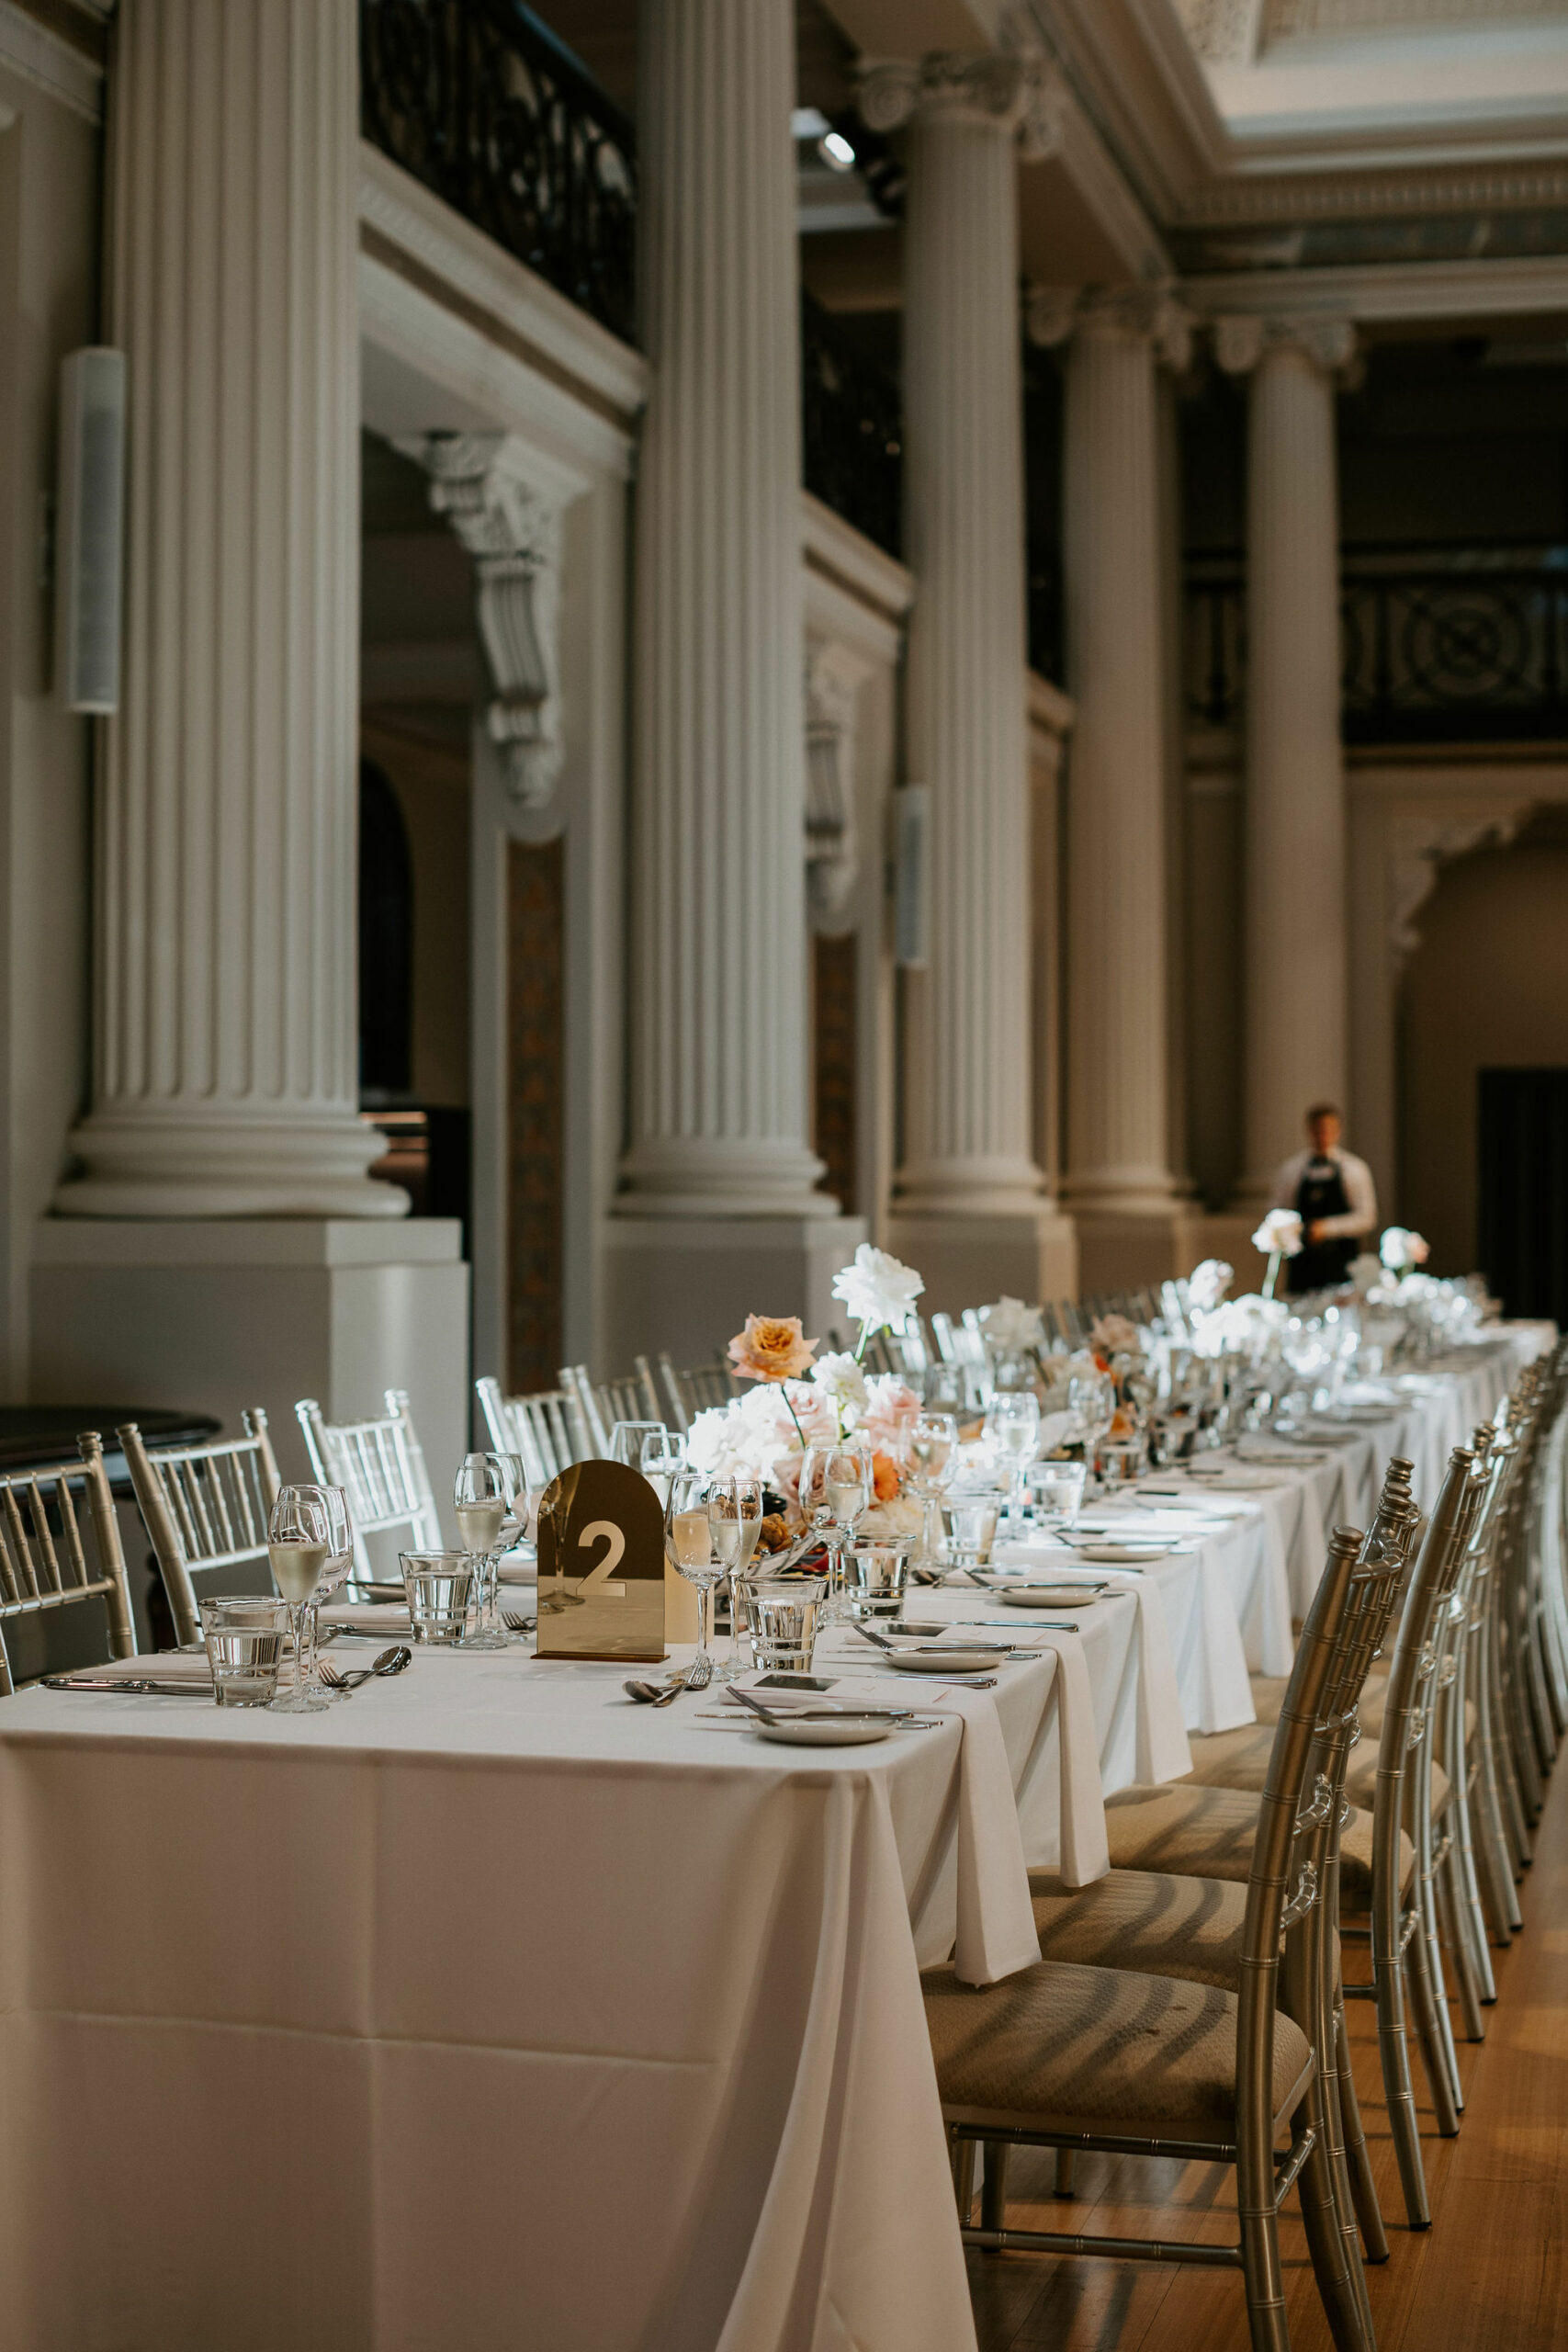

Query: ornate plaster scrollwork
[[1386, 808, 1529, 969], [803, 642, 869, 935], [404, 431, 565, 812], [858, 50, 1066, 160]]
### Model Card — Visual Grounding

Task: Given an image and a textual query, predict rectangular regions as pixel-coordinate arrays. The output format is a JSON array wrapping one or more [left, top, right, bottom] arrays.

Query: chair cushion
[[1344, 1750, 1450, 1818], [1031, 1868, 1249, 1990], [1104, 1781, 1409, 1910], [1181, 1729, 1453, 1821], [922, 1958, 1313, 2132]]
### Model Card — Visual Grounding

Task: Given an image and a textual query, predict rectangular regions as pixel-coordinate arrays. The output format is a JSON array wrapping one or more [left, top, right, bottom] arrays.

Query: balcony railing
[[800, 295, 903, 561], [360, 0, 637, 346], [1186, 545, 1568, 744]]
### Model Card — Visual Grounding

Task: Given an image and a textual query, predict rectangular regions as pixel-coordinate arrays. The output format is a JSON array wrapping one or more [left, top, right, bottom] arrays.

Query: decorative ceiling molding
[[1180, 247, 1568, 316], [1266, 0, 1565, 35], [1173, 160, 1568, 223]]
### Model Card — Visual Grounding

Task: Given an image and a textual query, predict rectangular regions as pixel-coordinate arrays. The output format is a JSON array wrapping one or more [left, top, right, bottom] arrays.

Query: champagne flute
[[639, 1427, 684, 1507], [266, 1486, 333, 1713], [610, 1420, 665, 1469], [708, 1472, 763, 1681], [822, 1438, 873, 1622], [907, 1410, 959, 1571], [664, 1468, 725, 1684], [985, 1390, 1042, 1530], [299, 1484, 353, 1702], [454, 1452, 514, 1651]]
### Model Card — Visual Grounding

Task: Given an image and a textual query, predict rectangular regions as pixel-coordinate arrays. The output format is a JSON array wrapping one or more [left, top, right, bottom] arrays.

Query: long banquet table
[[0, 1321, 1549, 2350]]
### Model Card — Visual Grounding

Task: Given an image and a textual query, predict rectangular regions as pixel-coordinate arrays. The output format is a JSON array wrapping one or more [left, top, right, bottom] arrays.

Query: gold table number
[[534, 1460, 667, 1662]]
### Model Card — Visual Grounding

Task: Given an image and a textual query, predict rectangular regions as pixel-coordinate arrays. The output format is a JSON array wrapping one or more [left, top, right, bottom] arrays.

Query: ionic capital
[[1026, 283, 1194, 370], [858, 51, 1065, 161], [1213, 314, 1359, 381]]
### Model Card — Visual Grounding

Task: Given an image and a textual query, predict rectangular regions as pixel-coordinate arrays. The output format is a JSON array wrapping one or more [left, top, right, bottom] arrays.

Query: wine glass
[[299, 1485, 353, 1702], [664, 1468, 726, 1683], [266, 1485, 333, 1713], [638, 1427, 684, 1506], [610, 1420, 665, 1469], [906, 1411, 959, 1572], [985, 1391, 1042, 1530], [1067, 1363, 1116, 1489], [708, 1472, 763, 1681], [454, 1452, 515, 1651], [807, 1438, 872, 1622]]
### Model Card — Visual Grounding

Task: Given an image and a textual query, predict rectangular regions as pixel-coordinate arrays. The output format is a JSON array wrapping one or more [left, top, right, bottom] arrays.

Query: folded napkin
[[58, 1651, 213, 1686], [726, 1673, 1039, 1984]]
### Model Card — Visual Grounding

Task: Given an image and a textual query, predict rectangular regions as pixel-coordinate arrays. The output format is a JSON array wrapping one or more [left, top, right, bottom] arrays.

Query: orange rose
[[871, 1451, 901, 1502], [728, 1314, 818, 1384]]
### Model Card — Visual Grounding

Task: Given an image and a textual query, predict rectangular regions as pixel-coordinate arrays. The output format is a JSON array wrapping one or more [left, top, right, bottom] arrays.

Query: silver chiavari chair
[[296, 1391, 442, 1583], [0, 1435, 137, 1694], [474, 1376, 590, 1488], [559, 1362, 664, 1458], [927, 1523, 1377, 2352], [119, 1412, 281, 1650], [654, 1352, 735, 1435]]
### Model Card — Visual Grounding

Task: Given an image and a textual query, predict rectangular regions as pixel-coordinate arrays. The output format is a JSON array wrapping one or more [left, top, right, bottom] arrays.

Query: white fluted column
[[1219, 316, 1356, 1203], [55, 0, 398, 1218], [861, 54, 1076, 1307], [618, 0, 826, 1221], [1036, 289, 1192, 1283], [606, 0, 863, 1357]]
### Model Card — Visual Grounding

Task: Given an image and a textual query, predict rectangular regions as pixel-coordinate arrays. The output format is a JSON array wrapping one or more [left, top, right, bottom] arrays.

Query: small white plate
[[1074, 1541, 1177, 1564], [755, 1716, 892, 1746], [881, 1645, 1007, 1673], [1001, 1586, 1106, 1608]]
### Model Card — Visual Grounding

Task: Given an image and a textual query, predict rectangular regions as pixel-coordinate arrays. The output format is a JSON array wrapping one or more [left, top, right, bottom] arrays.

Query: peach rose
[[728, 1314, 818, 1384], [871, 1450, 902, 1503]]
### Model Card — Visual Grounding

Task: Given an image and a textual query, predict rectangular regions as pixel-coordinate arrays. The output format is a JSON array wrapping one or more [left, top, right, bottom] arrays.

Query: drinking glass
[[942, 1498, 999, 1572], [664, 1468, 726, 1681], [400, 1551, 476, 1645], [907, 1410, 959, 1572], [1031, 1459, 1087, 1535], [638, 1427, 685, 1507], [847, 1541, 910, 1615], [200, 1595, 289, 1707], [266, 1486, 333, 1713], [610, 1420, 665, 1469], [454, 1452, 515, 1651], [708, 1472, 763, 1681], [985, 1391, 1042, 1528], [746, 1583, 821, 1674], [299, 1484, 353, 1702], [1068, 1364, 1117, 1486]]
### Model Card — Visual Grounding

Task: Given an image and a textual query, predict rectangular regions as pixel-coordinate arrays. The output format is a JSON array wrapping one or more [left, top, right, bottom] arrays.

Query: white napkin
[[724, 1673, 1040, 1985], [56, 1651, 212, 1686]]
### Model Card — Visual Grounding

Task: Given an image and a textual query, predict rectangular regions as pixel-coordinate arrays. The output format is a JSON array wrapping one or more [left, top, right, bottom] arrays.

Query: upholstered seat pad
[[923, 1957, 1312, 2132], [1104, 1781, 1409, 1909], [1178, 1726, 1450, 1820], [1031, 1869, 1249, 1990], [1247, 1671, 1472, 1744]]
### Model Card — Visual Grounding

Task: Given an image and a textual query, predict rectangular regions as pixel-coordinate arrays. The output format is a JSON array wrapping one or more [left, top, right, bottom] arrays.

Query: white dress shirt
[[1270, 1145, 1379, 1241]]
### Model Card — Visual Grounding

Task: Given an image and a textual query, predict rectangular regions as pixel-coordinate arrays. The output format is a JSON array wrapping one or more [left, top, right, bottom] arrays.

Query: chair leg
[[1404, 1923, 1460, 2140], [952, 2131, 976, 2222], [980, 2142, 1010, 2235], [1295, 2120, 1374, 2352], [1374, 1921, 1432, 2226], [1237, 2158, 1292, 2352], [1054, 2148, 1077, 2199], [1438, 1841, 1485, 2043], [1416, 1815, 1464, 2112], [1337, 2006, 1389, 2264], [1450, 1741, 1500, 1996]]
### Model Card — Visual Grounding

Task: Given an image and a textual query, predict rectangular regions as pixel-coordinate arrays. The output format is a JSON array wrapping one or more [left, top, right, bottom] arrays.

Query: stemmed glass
[[1067, 1363, 1117, 1490], [454, 1452, 515, 1651], [610, 1421, 665, 1469], [708, 1472, 763, 1681], [801, 1438, 872, 1622], [907, 1411, 959, 1572], [300, 1485, 353, 1702], [985, 1390, 1042, 1532], [638, 1427, 684, 1507], [664, 1468, 725, 1683], [266, 1485, 333, 1714]]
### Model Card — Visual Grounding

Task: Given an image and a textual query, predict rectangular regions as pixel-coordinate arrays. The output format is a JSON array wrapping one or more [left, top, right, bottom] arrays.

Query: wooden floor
[[970, 1761, 1568, 2352]]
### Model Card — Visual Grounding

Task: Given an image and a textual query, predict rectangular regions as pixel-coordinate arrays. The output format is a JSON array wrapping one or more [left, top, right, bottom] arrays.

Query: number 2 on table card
[[534, 1461, 666, 1662], [577, 1521, 626, 1597]]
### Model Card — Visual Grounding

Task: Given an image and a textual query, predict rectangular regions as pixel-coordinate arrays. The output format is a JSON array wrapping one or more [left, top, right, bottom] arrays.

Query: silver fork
[[502, 1611, 537, 1634], [684, 1652, 713, 1690]]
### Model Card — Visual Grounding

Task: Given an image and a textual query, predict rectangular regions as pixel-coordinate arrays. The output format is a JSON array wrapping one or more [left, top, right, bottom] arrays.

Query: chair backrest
[[296, 1390, 442, 1577], [474, 1376, 589, 1487], [655, 1351, 735, 1434], [0, 1434, 137, 1695], [559, 1363, 664, 1458], [119, 1411, 281, 1649]]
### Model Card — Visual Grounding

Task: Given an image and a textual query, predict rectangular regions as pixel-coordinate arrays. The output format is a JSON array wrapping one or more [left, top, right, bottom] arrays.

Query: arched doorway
[[1400, 805, 1568, 1303]]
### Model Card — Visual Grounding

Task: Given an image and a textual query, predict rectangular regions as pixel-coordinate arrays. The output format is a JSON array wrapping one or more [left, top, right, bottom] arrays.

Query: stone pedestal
[[861, 52, 1067, 1308], [1218, 315, 1356, 1206], [31, 1221, 469, 1516], [55, 0, 398, 1219]]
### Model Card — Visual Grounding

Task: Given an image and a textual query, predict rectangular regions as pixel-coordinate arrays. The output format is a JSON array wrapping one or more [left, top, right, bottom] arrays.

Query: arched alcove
[[1399, 805, 1568, 1285]]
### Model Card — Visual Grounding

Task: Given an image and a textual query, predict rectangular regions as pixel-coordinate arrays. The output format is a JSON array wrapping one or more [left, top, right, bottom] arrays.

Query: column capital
[[1213, 313, 1359, 381], [858, 51, 1065, 160], [1025, 283, 1193, 371]]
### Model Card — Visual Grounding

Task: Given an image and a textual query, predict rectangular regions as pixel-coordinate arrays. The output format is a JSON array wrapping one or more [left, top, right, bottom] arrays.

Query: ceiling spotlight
[[819, 130, 857, 172]]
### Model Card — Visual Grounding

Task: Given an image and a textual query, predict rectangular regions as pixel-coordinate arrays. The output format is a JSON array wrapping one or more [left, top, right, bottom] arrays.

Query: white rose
[[831, 1243, 925, 1337], [978, 1295, 1042, 1355], [811, 1351, 870, 1420], [1187, 1258, 1233, 1312], [1252, 1209, 1303, 1258]]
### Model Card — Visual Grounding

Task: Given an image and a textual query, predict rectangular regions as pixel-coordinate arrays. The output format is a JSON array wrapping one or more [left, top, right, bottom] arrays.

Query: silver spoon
[[624, 1678, 682, 1707], [316, 1645, 412, 1692]]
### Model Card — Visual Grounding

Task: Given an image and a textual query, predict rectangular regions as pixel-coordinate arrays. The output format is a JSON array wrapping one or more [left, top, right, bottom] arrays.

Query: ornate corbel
[[401, 431, 566, 812], [803, 642, 869, 935], [858, 50, 1066, 161]]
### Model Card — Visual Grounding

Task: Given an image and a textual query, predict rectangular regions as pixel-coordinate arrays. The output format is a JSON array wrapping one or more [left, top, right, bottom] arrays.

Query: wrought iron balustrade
[[361, 0, 637, 345], [1184, 546, 1568, 744], [800, 294, 903, 561]]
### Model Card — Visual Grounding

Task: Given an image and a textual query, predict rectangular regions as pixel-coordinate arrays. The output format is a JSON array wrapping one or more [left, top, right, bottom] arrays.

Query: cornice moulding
[[1183, 249, 1568, 317], [0, 0, 104, 120]]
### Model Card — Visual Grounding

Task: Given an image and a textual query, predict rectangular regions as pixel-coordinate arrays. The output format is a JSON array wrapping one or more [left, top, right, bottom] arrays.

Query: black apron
[[1289, 1156, 1356, 1295]]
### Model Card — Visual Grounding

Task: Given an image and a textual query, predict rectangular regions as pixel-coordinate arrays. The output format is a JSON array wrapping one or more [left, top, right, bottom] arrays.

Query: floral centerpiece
[[1251, 1208, 1303, 1301], [1187, 1258, 1233, 1313], [685, 1246, 927, 1541], [1380, 1226, 1431, 1277]]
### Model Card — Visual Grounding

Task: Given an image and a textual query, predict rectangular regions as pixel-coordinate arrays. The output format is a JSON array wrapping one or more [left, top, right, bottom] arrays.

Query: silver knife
[[42, 1675, 211, 1696]]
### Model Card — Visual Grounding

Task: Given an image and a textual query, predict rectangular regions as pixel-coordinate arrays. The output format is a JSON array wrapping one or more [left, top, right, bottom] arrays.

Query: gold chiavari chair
[[925, 1522, 1377, 2352], [474, 1376, 590, 1488], [296, 1390, 442, 1583], [119, 1412, 280, 1650], [0, 1435, 137, 1694]]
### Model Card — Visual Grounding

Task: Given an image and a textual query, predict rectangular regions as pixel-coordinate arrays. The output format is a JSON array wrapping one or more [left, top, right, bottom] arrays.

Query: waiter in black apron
[[1270, 1103, 1379, 1295]]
